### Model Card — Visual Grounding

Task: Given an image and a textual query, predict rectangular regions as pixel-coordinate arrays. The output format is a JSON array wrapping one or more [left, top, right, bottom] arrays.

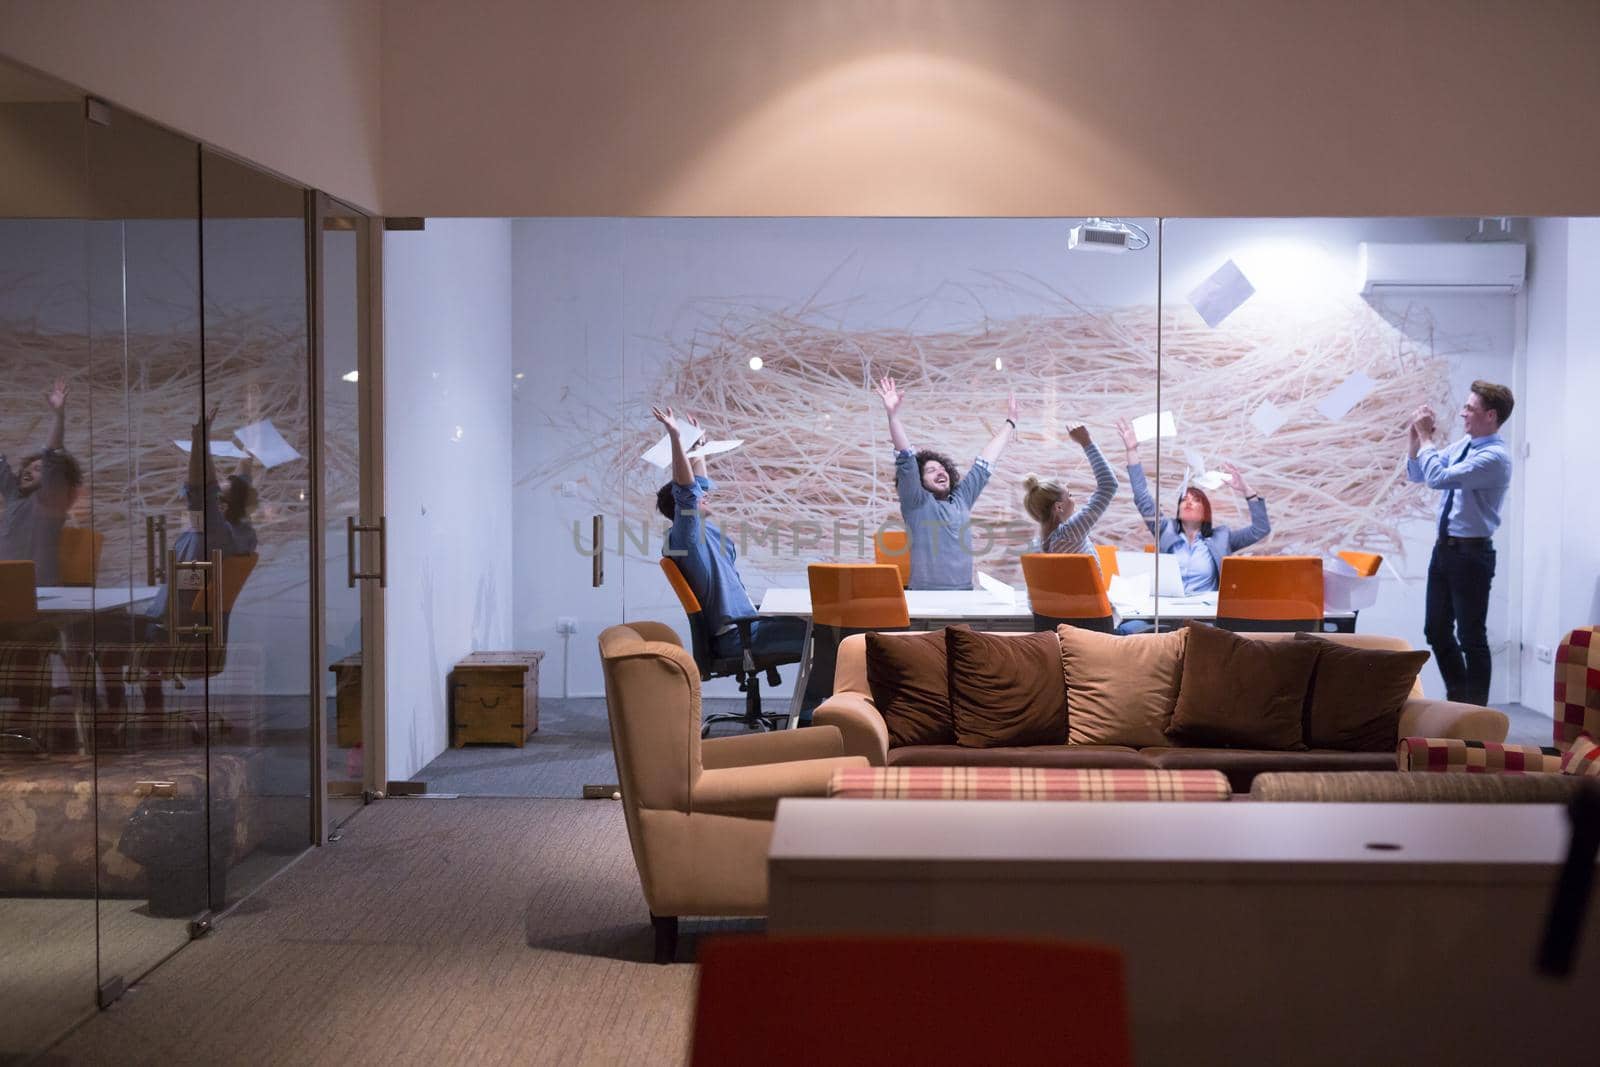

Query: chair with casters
[[598, 621, 865, 963], [659, 557, 803, 737], [690, 935, 1132, 1066], [872, 527, 912, 589], [57, 527, 105, 587], [1214, 555, 1324, 632], [1020, 553, 1115, 633], [802, 563, 910, 711]]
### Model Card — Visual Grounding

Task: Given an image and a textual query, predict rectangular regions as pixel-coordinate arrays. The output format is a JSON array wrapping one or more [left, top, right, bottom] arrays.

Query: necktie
[[1437, 439, 1473, 539]]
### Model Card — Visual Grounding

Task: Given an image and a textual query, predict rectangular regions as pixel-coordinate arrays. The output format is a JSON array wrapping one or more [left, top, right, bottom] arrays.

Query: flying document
[[641, 417, 744, 469], [234, 419, 303, 468], [174, 439, 249, 459], [1315, 372, 1377, 421], [1131, 411, 1178, 443], [1188, 259, 1256, 328]]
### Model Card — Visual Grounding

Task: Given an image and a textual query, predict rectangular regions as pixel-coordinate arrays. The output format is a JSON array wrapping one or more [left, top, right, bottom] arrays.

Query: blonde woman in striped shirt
[[1022, 423, 1119, 555]]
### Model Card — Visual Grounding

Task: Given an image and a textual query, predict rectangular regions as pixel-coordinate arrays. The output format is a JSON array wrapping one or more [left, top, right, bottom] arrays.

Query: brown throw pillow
[[946, 626, 1068, 748], [1294, 633, 1430, 751], [1166, 623, 1318, 750], [1057, 625, 1188, 747], [865, 630, 954, 747]]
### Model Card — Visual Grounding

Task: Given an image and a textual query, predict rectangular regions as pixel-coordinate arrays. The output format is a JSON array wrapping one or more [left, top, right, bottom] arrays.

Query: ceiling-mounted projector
[[1068, 219, 1133, 253]]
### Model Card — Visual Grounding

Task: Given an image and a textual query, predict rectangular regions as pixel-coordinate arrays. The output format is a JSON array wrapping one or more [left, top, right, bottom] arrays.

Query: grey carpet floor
[[48, 798, 731, 1066], [1496, 702, 1553, 747], [415, 698, 761, 798]]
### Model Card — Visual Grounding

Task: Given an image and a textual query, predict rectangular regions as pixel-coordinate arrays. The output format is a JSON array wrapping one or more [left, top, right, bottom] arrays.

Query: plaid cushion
[[1560, 733, 1600, 777], [827, 766, 1231, 801], [1398, 736, 1563, 774], [1554, 627, 1600, 749]]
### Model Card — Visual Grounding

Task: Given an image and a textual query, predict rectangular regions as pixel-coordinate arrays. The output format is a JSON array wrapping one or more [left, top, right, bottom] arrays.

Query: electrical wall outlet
[[556, 617, 578, 634], [1536, 644, 1554, 664]]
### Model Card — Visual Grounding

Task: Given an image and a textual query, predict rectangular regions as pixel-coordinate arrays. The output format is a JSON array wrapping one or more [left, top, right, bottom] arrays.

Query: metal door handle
[[146, 515, 168, 585], [167, 549, 222, 643], [347, 515, 386, 588]]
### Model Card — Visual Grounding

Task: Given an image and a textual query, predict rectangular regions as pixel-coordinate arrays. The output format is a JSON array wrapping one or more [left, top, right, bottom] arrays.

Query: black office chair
[[659, 558, 804, 738]]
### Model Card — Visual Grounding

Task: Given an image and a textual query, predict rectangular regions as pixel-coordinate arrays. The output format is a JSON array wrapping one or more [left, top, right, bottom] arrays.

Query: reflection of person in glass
[[1115, 416, 1270, 593], [652, 405, 807, 665], [0, 379, 83, 584], [93, 410, 258, 716], [1022, 423, 1119, 555], [1407, 381, 1514, 707], [876, 376, 1018, 590]]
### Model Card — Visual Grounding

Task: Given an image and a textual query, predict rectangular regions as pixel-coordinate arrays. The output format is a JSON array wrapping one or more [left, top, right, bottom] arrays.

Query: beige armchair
[[598, 621, 867, 962]]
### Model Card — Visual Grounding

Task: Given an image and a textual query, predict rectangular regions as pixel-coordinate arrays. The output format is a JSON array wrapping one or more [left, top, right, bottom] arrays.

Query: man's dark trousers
[[1424, 538, 1495, 705]]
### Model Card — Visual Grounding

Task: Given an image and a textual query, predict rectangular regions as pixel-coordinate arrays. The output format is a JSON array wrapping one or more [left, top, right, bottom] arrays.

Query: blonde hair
[[1021, 473, 1064, 530]]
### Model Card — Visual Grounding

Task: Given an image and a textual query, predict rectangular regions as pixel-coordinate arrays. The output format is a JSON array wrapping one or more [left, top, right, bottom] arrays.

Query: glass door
[[317, 196, 379, 831], [85, 98, 207, 1003]]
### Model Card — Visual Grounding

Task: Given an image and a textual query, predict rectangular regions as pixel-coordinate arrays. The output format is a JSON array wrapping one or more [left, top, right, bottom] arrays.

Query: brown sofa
[[814, 630, 1509, 791]]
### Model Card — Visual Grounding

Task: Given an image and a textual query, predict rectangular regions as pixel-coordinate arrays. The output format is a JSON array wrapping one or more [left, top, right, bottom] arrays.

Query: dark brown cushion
[[888, 744, 1154, 769], [1166, 623, 1318, 750], [1294, 632, 1430, 751], [865, 630, 954, 747], [945, 627, 1068, 748]]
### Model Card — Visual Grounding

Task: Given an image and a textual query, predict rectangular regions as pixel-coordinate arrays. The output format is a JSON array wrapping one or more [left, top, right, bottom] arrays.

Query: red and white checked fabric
[[827, 766, 1232, 801], [1560, 734, 1600, 777], [1554, 627, 1600, 749], [1397, 736, 1564, 774]]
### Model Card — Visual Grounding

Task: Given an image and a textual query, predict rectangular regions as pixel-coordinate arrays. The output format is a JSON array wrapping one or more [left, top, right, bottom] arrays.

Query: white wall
[[0, 0, 382, 211], [383, 219, 515, 782], [1520, 219, 1600, 717]]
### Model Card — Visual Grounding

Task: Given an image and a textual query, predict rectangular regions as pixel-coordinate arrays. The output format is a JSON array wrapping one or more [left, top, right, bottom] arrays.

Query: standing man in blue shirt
[[874, 377, 1018, 590], [652, 405, 807, 668], [1407, 380, 1515, 706]]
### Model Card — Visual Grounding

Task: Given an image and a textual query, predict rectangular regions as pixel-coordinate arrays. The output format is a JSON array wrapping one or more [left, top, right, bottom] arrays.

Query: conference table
[[35, 585, 162, 616], [756, 586, 1356, 630]]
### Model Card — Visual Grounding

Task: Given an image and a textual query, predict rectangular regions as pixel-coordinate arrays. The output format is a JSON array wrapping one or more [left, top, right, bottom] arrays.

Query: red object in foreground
[[689, 935, 1132, 1066]]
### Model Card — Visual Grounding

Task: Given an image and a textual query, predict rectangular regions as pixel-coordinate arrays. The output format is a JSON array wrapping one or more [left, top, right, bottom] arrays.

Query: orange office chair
[[872, 528, 912, 589], [1094, 544, 1119, 581], [1337, 550, 1383, 577], [1215, 556, 1324, 632], [660, 557, 803, 736], [690, 936, 1132, 1067], [0, 560, 65, 750], [802, 563, 910, 711], [57, 527, 105, 586], [1020, 553, 1115, 633]]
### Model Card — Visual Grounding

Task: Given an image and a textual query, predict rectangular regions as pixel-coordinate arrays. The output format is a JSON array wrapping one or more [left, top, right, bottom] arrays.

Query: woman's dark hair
[[914, 449, 961, 495], [222, 475, 258, 524], [1176, 487, 1213, 539], [656, 483, 677, 521]]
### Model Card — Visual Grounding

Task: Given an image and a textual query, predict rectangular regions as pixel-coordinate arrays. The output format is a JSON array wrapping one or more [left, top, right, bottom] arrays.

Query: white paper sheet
[[641, 418, 741, 468], [975, 570, 1015, 603], [1315, 372, 1378, 421], [1192, 470, 1227, 491], [1188, 259, 1257, 328], [233, 419, 302, 468], [1131, 410, 1178, 443], [174, 439, 249, 459], [1249, 399, 1289, 437]]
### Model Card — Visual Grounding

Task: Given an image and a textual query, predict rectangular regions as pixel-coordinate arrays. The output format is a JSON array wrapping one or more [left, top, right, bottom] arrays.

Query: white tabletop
[[770, 799, 1582, 883], [35, 585, 162, 613], [755, 586, 1327, 623]]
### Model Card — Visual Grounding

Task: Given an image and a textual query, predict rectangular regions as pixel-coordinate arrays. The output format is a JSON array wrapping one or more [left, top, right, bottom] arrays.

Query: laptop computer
[[1114, 549, 1187, 597]]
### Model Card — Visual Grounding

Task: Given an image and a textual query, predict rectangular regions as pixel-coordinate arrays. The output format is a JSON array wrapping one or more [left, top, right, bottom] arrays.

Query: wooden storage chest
[[450, 651, 544, 747]]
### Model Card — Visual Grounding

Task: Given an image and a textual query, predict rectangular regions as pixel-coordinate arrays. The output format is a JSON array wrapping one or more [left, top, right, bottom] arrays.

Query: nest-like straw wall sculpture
[[529, 289, 1458, 586]]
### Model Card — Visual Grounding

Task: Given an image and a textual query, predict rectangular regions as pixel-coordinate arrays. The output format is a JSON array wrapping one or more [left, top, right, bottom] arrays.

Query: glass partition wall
[[0, 62, 333, 1057]]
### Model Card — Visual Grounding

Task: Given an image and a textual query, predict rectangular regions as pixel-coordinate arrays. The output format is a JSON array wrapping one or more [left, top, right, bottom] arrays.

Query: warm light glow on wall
[[647, 51, 1176, 216]]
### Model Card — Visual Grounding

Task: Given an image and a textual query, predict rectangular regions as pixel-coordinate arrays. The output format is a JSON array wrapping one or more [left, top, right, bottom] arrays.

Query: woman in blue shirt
[[1113, 416, 1270, 593]]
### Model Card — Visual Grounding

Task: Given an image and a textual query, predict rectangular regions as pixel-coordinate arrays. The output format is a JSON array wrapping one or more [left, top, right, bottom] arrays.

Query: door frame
[[307, 191, 387, 843]]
